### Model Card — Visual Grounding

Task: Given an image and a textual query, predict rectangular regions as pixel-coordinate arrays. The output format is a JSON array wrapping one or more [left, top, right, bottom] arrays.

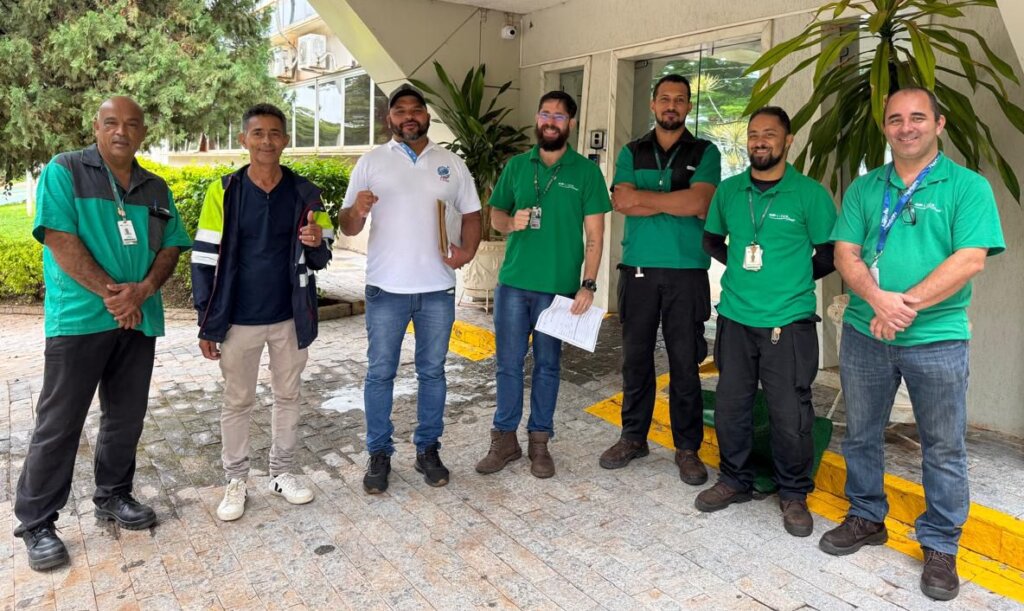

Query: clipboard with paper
[[437, 199, 462, 257]]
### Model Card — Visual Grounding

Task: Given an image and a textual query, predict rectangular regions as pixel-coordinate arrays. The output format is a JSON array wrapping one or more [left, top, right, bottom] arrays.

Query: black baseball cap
[[388, 84, 426, 108]]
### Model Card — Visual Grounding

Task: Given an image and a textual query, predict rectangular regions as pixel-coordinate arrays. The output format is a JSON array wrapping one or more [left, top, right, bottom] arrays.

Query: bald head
[[93, 96, 148, 170]]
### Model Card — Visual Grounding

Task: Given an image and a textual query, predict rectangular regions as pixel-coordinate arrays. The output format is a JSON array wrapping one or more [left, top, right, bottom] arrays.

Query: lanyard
[[876, 153, 940, 257], [747, 190, 775, 244], [533, 162, 562, 206], [655, 145, 680, 191], [104, 165, 129, 219]]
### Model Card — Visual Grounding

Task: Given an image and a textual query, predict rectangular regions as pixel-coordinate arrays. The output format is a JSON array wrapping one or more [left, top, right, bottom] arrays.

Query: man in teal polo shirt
[[694, 107, 836, 538], [15, 97, 191, 570], [599, 74, 721, 486], [820, 88, 1004, 601], [475, 90, 610, 478]]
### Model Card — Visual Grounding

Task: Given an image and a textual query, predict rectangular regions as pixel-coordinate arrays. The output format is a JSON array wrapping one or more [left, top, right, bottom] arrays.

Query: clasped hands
[[104, 281, 152, 329], [868, 290, 921, 341]]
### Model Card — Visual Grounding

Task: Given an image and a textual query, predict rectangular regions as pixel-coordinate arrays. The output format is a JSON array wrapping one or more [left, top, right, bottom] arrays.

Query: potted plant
[[744, 0, 1024, 200], [411, 62, 531, 299]]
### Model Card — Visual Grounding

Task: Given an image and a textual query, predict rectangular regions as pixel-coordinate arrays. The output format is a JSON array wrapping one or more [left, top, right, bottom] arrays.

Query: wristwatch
[[581, 278, 597, 292]]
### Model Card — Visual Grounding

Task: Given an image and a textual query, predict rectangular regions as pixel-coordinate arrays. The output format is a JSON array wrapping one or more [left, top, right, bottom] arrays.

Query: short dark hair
[[243, 103, 288, 132], [885, 87, 941, 120], [538, 90, 578, 119], [749, 106, 792, 135], [652, 74, 691, 101]]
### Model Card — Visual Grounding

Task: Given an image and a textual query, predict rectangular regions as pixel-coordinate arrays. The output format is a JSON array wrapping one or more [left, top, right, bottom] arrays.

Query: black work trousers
[[618, 266, 710, 452], [14, 329, 156, 534], [712, 315, 818, 500]]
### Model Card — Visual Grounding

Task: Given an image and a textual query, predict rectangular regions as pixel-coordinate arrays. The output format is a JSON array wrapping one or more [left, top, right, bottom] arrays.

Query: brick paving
[[1, 251, 1021, 609]]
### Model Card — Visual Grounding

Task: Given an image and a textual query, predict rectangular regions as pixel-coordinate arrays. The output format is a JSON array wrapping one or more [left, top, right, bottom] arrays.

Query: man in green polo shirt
[[475, 90, 611, 479], [821, 88, 1004, 601], [599, 74, 721, 486], [694, 106, 836, 539], [14, 96, 192, 571]]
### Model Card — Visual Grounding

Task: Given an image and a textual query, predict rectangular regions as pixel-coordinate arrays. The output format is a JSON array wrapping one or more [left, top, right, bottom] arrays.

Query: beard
[[748, 149, 785, 171], [535, 125, 570, 151], [390, 118, 428, 142], [655, 115, 685, 131]]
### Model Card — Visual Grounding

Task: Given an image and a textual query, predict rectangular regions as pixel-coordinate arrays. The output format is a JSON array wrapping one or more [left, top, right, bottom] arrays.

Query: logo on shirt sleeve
[[437, 166, 451, 182]]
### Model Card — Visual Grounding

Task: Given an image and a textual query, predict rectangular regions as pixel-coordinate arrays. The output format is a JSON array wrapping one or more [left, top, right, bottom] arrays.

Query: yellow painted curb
[[583, 369, 1024, 602], [407, 320, 496, 362]]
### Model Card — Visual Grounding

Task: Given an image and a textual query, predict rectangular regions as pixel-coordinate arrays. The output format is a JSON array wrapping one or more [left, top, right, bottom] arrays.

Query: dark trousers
[[618, 266, 710, 452], [14, 329, 155, 534], [713, 315, 818, 499]]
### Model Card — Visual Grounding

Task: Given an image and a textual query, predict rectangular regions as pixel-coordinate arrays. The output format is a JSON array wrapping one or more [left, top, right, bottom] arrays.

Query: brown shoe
[[675, 449, 708, 485], [527, 432, 555, 479], [599, 438, 649, 469], [818, 515, 887, 556], [921, 547, 959, 601], [475, 430, 522, 474], [780, 498, 813, 537], [694, 481, 752, 512]]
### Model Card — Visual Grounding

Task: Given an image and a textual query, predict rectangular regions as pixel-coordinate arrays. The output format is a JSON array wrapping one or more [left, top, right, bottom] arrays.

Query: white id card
[[870, 263, 880, 285], [118, 220, 138, 246], [743, 243, 763, 271], [529, 206, 542, 230]]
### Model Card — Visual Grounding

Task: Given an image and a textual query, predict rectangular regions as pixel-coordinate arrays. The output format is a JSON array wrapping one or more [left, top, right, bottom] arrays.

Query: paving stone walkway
[[1, 252, 1021, 610]]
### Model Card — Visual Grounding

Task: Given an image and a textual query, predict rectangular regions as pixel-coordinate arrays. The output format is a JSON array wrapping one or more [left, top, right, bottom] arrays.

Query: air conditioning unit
[[297, 33, 327, 70], [270, 48, 294, 80]]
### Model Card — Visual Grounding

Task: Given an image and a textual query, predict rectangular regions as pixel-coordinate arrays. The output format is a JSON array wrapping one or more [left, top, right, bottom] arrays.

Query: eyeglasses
[[537, 112, 569, 124], [901, 201, 917, 225]]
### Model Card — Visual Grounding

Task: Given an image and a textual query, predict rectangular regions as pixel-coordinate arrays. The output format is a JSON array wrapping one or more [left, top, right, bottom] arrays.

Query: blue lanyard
[[876, 153, 940, 257]]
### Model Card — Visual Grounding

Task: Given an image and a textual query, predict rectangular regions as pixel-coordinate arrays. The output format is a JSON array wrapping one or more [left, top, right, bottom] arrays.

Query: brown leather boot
[[921, 547, 959, 601], [694, 481, 752, 512], [527, 432, 555, 479], [818, 515, 887, 556], [475, 430, 522, 474], [780, 498, 813, 537], [675, 449, 708, 485], [599, 438, 649, 469]]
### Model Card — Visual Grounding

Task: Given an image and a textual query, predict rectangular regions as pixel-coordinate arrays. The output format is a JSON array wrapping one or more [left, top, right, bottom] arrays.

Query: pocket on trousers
[[365, 285, 383, 300]]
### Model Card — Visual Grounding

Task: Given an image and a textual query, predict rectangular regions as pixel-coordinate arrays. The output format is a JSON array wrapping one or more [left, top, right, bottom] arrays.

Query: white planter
[[463, 240, 505, 293]]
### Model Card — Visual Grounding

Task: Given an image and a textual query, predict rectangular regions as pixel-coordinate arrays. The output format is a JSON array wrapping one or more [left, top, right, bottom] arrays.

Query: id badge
[[118, 220, 138, 246], [870, 262, 880, 285], [743, 243, 762, 271], [529, 206, 542, 230]]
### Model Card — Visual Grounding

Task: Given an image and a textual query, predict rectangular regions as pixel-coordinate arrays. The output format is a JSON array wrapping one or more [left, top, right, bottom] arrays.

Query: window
[[271, 0, 315, 31], [344, 74, 371, 146], [293, 84, 316, 147], [374, 87, 389, 144], [286, 72, 388, 149], [634, 36, 761, 179], [319, 79, 343, 147]]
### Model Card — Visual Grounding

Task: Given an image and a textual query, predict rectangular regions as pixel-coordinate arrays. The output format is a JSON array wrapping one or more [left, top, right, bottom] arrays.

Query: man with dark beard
[[695, 107, 836, 537], [475, 91, 610, 478], [599, 74, 721, 486], [340, 84, 482, 494]]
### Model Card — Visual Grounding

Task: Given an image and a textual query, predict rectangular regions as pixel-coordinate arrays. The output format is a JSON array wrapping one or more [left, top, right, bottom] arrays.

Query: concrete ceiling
[[439, 0, 566, 14]]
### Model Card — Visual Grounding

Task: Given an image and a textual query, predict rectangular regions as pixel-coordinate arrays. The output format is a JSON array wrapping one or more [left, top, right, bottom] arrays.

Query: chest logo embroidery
[[557, 181, 579, 192], [437, 165, 451, 183]]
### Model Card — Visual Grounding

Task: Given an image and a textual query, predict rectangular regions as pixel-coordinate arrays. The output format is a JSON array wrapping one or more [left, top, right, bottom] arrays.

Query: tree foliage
[[0, 0, 283, 183], [744, 0, 1024, 201]]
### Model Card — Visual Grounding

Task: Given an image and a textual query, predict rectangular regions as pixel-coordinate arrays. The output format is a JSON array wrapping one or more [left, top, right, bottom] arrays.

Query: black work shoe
[[599, 438, 649, 469], [414, 444, 450, 487], [819, 514, 888, 556], [94, 494, 157, 530], [363, 452, 391, 494], [22, 524, 69, 571], [921, 547, 960, 601], [694, 481, 753, 512]]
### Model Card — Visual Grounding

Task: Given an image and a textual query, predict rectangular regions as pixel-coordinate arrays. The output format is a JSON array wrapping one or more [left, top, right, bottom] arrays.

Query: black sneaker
[[414, 444, 450, 487], [94, 493, 157, 530], [363, 452, 391, 494], [21, 523, 69, 571]]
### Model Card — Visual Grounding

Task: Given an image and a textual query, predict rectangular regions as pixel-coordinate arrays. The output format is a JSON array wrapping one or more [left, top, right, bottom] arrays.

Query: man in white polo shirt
[[340, 84, 482, 494]]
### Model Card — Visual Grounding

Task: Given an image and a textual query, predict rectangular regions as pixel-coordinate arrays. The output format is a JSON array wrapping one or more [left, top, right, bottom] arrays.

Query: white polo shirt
[[343, 139, 481, 294]]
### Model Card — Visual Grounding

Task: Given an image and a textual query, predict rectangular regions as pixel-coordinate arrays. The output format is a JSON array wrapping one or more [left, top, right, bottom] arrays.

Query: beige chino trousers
[[219, 320, 308, 481]]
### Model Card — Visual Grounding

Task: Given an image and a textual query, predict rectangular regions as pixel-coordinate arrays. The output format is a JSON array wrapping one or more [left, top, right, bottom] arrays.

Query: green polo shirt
[[490, 145, 611, 294], [33, 146, 193, 338], [613, 130, 721, 269], [831, 154, 1005, 346], [705, 164, 837, 328]]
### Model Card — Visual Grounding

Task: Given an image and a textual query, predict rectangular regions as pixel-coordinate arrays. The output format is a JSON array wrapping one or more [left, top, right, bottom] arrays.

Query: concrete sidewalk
[[1, 250, 1021, 609]]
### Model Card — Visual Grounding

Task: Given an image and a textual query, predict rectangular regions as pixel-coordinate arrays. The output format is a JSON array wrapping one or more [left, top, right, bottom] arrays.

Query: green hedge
[[1, 157, 353, 301]]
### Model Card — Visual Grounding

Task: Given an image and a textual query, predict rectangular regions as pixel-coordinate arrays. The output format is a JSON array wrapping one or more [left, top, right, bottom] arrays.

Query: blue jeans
[[493, 284, 563, 435], [363, 285, 455, 455], [839, 324, 970, 554]]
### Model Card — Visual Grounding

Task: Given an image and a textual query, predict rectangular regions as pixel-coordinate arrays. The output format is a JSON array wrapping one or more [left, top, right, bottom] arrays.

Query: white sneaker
[[268, 473, 314, 505], [217, 478, 247, 521]]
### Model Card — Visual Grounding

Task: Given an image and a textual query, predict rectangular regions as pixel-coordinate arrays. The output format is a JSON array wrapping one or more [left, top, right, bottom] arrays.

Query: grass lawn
[[0, 203, 33, 242]]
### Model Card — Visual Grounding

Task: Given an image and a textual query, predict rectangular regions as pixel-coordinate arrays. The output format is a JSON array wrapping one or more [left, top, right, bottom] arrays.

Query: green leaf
[[906, 24, 935, 90], [869, 42, 890, 129]]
